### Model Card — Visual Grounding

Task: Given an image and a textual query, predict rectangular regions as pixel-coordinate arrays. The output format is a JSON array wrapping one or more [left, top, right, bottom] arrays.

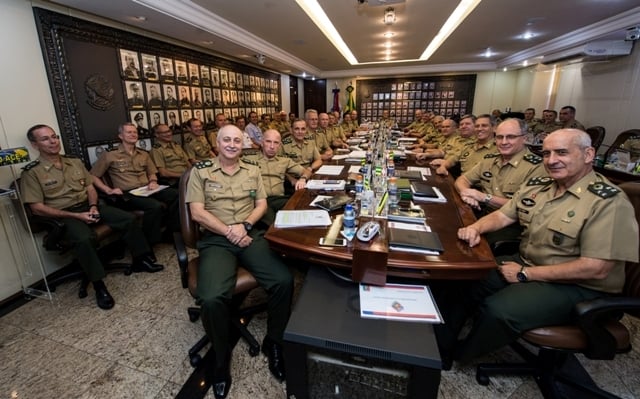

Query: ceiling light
[[522, 31, 534, 40], [419, 0, 483, 61], [134, 16, 147, 22], [385, 42, 392, 48], [523, 60, 529, 67], [296, 0, 358, 65], [383, 7, 396, 25], [383, 32, 395, 38], [484, 47, 492, 58], [302, 72, 306, 77], [503, 67, 508, 72]]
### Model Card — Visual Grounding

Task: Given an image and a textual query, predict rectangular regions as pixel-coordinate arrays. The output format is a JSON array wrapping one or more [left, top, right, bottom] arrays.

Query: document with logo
[[359, 283, 442, 323], [274, 209, 332, 228], [129, 184, 169, 197]]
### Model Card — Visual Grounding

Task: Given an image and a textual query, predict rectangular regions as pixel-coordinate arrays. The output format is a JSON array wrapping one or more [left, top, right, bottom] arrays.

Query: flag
[[345, 84, 356, 113], [331, 86, 341, 113]]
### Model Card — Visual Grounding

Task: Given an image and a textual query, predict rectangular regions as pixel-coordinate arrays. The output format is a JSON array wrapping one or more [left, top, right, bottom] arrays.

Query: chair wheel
[[188, 308, 200, 322], [476, 370, 490, 386], [78, 288, 88, 299], [249, 345, 260, 357], [190, 354, 202, 367], [124, 267, 133, 276]]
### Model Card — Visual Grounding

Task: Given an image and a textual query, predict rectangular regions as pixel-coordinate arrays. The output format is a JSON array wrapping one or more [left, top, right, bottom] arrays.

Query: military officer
[[21, 125, 163, 310], [186, 125, 293, 398], [206, 113, 227, 155], [278, 119, 322, 171], [91, 123, 180, 245], [439, 129, 638, 367], [305, 109, 333, 161], [244, 129, 311, 225], [183, 118, 215, 163], [149, 123, 190, 187], [271, 110, 291, 137], [559, 105, 586, 131], [523, 107, 542, 135]]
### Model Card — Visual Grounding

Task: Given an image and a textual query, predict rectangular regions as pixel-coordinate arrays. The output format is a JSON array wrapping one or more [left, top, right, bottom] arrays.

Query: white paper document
[[410, 186, 447, 203], [359, 283, 442, 323], [315, 165, 345, 175], [407, 166, 432, 177], [274, 210, 332, 228], [129, 184, 169, 197], [305, 179, 346, 190]]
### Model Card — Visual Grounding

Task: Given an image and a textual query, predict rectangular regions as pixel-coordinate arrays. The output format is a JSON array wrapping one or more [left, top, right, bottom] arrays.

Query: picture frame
[[163, 84, 178, 108], [149, 110, 165, 128], [200, 65, 211, 86], [203, 87, 213, 107], [178, 85, 191, 107], [191, 87, 203, 107], [166, 109, 181, 132], [188, 63, 200, 85], [211, 67, 220, 86], [220, 70, 229, 87], [125, 80, 145, 108], [130, 110, 150, 136], [141, 53, 159, 80], [175, 60, 188, 84], [120, 49, 141, 79], [159, 57, 175, 82], [180, 109, 192, 125], [212, 88, 222, 106], [145, 82, 163, 108]]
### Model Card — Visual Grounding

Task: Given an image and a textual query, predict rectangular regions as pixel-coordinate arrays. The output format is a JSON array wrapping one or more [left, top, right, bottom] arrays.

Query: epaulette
[[61, 154, 77, 158], [526, 176, 553, 186], [588, 182, 619, 199], [105, 147, 118, 152], [152, 143, 161, 148], [184, 135, 193, 143], [22, 160, 40, 170], [282, 136, 293, 145], [241, 158, 259, 166], [484, 153, 499, 159], [523, 153, 542, 164], [194, 159, 213, 169], [284, 152, 298, 159]]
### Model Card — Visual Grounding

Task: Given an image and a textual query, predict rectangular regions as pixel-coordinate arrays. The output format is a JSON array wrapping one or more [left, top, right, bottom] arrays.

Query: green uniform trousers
[[61, 201, 150, 282], [261, 195, 290, 227], [196, 229, 293, 366], [435, 254, 608, 363], [116, 187, 180, 244]]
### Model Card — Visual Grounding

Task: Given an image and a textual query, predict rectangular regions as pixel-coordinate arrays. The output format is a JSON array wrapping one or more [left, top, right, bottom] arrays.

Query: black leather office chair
[[173, 167, 266, 367], [586, 126, 606, 153], [475, 181, 640, 399], [604, 129, 640, 161]]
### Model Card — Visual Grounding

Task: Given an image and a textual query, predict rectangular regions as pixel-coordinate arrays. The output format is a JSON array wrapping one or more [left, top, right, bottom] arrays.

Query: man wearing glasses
[[454, 118, 547, 243]]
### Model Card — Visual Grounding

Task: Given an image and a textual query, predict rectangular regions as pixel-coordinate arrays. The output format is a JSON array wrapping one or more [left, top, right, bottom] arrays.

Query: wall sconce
[[383, 7, 395, 25]]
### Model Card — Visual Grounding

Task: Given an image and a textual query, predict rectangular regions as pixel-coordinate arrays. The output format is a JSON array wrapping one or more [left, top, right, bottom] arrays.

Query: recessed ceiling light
[[523, 60, 529, 66], [503, 67, 508, 72], [134, 16, 147, 22], [522, 31, 534, 40], [202, 40, 214, 45], [484, 48, 492, 58], [383, 32, 395, 38], [385, 42, 392, 48], [302, 72, 306, 77]]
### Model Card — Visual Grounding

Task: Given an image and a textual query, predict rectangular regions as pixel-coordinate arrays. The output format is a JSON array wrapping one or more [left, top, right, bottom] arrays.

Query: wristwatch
[[516, 266, 529, 282], [484, 193, 493, 204], [242, 221, 253, 232]]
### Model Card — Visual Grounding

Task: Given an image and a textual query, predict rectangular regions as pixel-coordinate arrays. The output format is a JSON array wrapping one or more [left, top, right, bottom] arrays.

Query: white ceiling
[[45, 0, 640, 78]]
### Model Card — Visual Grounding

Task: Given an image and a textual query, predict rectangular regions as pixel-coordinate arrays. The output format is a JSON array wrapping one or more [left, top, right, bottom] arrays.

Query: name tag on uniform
[[206, 181, 222, 190]]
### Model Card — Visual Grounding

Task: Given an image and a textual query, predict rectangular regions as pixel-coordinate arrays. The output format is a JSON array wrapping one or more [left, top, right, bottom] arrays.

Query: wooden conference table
[[265, 158, 496, 281]]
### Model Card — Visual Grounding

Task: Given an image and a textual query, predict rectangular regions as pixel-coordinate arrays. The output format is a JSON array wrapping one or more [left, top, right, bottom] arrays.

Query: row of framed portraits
[[119, 48, 279, 91], [124, 80, 280, 110], [363, 100, 468, 110], [128, 107, 282, 134], [362, 108, 467, 123], [390, 82, 438, 91], [372, 90, 457, 100]]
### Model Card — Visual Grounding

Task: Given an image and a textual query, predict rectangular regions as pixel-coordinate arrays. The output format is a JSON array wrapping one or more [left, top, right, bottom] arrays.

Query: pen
[[376, 191, 388, 215]]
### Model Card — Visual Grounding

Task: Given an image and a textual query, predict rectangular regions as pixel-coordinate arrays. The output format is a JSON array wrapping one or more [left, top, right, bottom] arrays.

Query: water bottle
[[343, 204, 356, 238], [388, 177, 399, 210], [355, 174, 364, 199]]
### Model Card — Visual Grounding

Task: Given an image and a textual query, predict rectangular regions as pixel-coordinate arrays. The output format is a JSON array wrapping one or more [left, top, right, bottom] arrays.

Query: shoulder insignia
[[588, 182, 619, 199], [526, 176, 553, 186], [194, 160, 213, 169], [22, 160, 40, 170], [523, 153, 542, 164], [105, 147, 118, 152], [483, 153, 499, 159], [282, 136, 293, 145], [61, 154, 77, 159], [184, 136, 193, 143], [241, 158, 259, 166], [152, 143, 161, 148]]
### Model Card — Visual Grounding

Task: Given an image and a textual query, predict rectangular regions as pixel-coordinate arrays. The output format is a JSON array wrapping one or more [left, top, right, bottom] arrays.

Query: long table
[[265, 160, 496, 280]]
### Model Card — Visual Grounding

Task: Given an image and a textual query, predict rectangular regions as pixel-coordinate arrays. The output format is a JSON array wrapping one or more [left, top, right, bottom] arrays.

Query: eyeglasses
[[35, 134, 59, 142], [495, 134, 526, 141], [156, 130, 172, 134]]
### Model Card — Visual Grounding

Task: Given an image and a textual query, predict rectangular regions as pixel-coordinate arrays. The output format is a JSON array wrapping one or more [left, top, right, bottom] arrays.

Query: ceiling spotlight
[[134, 16, 147, 22], [383, 7, 396, 25], [255, 54, 266, 65], [484, 48, 492, 58], [383, 32, 395, 38]]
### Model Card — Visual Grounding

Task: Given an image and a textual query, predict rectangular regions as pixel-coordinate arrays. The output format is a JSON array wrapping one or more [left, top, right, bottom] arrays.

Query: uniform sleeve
[[183, 141, 196, 159], [185, 168, 205, 204], [20, 170, 43, 204], [142, 152, 158, 175], [461, 159, 484, 186], [90, 152, 109, 177], [254, 167, 267, 200], [149, 148, 166, 168], [285, 159, 305, 177]]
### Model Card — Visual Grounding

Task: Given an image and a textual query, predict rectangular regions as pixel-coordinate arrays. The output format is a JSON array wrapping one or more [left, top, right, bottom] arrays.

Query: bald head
[[262, 129, 282, 158], [217, 124, 243, 159]]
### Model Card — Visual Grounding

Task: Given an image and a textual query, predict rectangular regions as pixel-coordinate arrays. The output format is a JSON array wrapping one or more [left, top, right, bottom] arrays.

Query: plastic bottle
[[388, 176, 398, 210], [343, 203, 356, 238], [355, 174, 364, 199]]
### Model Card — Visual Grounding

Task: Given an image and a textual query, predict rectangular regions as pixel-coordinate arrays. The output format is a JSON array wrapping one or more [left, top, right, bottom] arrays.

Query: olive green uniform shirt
[[307, 128, 331, 154], [563, 119, 586, 132], [458, 140, 497, 174], [90, 144, 157, 191], [183, 133, 213, 161], [243, 152, 306, 196], [149, 141, 190, 174], [501, 172, 639, 293], [185, 158, 266, 225], [443, 135, 476, 164], [20, 156, 93, 209], [278, 136, 321, 169], [463, 149, 545, 211]]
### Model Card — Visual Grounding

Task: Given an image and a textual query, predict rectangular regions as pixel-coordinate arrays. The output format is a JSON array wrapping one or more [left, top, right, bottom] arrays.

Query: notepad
[[410, 181, 438, 198], [274, 210, 332, 228], [388, 223, 444, 253]]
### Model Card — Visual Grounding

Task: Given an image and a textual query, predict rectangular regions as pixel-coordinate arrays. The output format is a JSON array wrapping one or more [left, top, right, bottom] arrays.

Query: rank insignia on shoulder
[[526, 176, 553, 186], [22, 160, 40, 170], [194, 160, 213, 169], [241, 158, 258, 166], [152, 143, 161, 148], [281, 136, 293, 145], [105, 147, 117, 152], [588, 182, 619, 199], [523, 153, 542, 164], [184, 136, 193, 142], [61, 154, 77, 158], [484, 153, 499, 159]]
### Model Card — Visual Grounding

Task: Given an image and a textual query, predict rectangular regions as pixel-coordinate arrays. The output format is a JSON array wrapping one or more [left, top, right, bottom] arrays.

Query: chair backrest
[[604, 129, 640, 161], [178, 166, 201, 249], [585, 126, 605, 152], [619, 181, 640, 317]]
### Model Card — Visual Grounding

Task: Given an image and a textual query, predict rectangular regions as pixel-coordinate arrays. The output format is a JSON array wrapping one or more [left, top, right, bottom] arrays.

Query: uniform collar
[[563, 170, 601, 199], [116, 143, 143, 155], [38, 155, 73, 171], [500, 148, 528, 167]]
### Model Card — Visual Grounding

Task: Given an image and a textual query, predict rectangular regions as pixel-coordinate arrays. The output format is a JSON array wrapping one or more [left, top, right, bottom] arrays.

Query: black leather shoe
[[131, 257, 164, 273], [94, 284, 114, 310], [262, 336, 286, 382], [212, 356, 232, 399]]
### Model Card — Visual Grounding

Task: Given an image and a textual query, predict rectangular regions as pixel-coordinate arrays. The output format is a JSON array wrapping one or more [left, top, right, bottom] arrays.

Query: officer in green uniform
[[206, 113, 227, 156], [305, 109, 333, 161], [185, 125, 293, 398], [243, 129, 312, 225], [559, 105, 586, 131], [523, 107, 542, 136], [20, 125, 162, 310], [279, 119, 323, 171], [440, 129, 638, 366], [403, 109, 424, 133], [91, 123, 180, 245], [149, 123, 190, 187], [183, 118, 215, 163]]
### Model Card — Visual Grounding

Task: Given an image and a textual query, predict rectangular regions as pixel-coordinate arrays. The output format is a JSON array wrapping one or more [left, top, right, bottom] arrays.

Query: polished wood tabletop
[[265, 159, 496, 280]]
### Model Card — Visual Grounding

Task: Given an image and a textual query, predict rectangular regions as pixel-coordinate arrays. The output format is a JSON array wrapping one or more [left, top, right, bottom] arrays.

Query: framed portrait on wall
[[228, 72, 236, 88], [222, 89, 230, 106], [178, 85, 191, 107], [180, 109, 192, 125], [124, 80, 145, 108], [200, 65, 211, 86], [237, 90, 245, 106], [230, 90, 238, 105], [130, 110, 150, 136], [191, 87, 203, 107], [120, 49, 140, 79], [203, 87, 213, 106], [175, 60, 188, 84], [212, 88, 222, 106], [163, 84, 178, 107], [141, 53, 158, 80], [146, 82, 162, 108], [243, 74, 250, 88], [159, 57, 174, 81], [166, 109, 180, 131], [211, 67, 220, 86], [149, 110, 165, 127], [188, 63, 200, 85], [220, 70, 228, 87], [236, 75, 243, 89], [193, 109, 204, 123]]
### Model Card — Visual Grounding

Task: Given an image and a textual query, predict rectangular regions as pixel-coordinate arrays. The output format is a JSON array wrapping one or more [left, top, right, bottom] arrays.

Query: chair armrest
[[575, 296, 640, 359], [490, 240, 520, 257], [173, 231, 189, 289], [30, 214, 67, 251]]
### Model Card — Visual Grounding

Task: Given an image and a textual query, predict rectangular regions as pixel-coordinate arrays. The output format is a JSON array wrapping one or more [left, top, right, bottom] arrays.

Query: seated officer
[[243, 129, 311, 226], [149, 123, 190, 188], [20, 125, 163, 310], [90, 123, 180, 246], [186, 125, 293, 398], [438, 129, 639, 368], [279, 119, 323, 171], [183, 118, 215, 164]]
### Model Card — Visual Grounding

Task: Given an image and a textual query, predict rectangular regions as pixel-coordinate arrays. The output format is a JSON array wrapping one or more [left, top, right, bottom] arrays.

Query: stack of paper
[[315, 165, 345, 175], [274, 210, 332, 228], [129, 185, 169, 197], [305, 180, 346, 190]]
